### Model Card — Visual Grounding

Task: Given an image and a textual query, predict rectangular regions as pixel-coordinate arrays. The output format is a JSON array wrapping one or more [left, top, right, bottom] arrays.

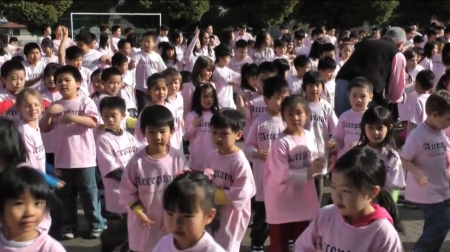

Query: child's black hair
[[126, 33, 139, 48], [240, 63, 258, 92], [161, 42, 178, 64], [294, 30, 306, 40], [163, 171, 218, 232], [23, 42, 40, 56], [419, 42, 436, 63], [111, 53, 128, 67], [41, 38, 53, 49], [403, 50, 416, 61], [263, 75, 289, 99], [191, 83, 219, 116], [99, 34, 109, 49], [235, 39, 248, 49], [273, 39, 287, 49], [101, 67, 122, 82], [0, 166, 51, 216], [437, 70, 450, 91], [192, 56, 214, 86], [75, 32, 93, 45], [0, 118, 27, 168], [66, 46, 83, 61], [415, 69, 435, 91], [272, 58, 290, 77], [301, 71, 323, 91], [214, 44, 231, 63], [319, 42, 335, 55], [317, 56, 337, 71], [54, 65, 82, 83], [43, 63, 61, 78], [413, 35, 424, 44], [359, 106, 397, 157], [256, 61, 277, 76], [0, 60, 25, 79], [308, 38, 325, 60], [333, 146, 403, 232], [180, 71, 192, 84], [210, 108, 245, 133], [347, 77, 373, 93], [117, 39, 130, 50], [99, 96, 126, 114], [280, 95, 310, 120], [139, 104, 174, 133], [146, 73, 166, 91], [91, 68, 102, 80], [293, 55, 310, 69]]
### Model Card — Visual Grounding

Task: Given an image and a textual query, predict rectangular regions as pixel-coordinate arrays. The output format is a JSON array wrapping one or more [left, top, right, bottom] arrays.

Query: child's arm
[[184, 28, 199, 63], [97, 138, 125, 182], [39, 111, 54, 133], [105, 169, 124, 182], [42, 172, 59, 189], [25, 74, 43, 88], [58, 28, 68, 65], [61, 98, 98, 128], [400, 135, 427, 186], [293, 213, 321, 252], [244, 122, 265, 161], [184, 112, 199, 140], [235, 94, 246, 117]]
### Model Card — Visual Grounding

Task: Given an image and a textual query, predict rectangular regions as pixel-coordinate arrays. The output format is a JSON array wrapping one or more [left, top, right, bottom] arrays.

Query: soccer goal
[[70, 12, 162, 39]]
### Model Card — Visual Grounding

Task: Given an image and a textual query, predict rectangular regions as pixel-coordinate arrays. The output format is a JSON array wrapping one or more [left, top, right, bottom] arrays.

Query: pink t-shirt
[[294, 205, 403, 252], [242, 93, 268, 140], [305, 99, 338, 154], [52, 38, 75, 55], [181, 82, 196, 117], [264, 130, 323, 224], [152, 232, 226, 252], [0, 90, 19, 122], [0, 230, 66, 252], [409, 93, 430, 125], [50, 96, 98, 168], [367, 146, 406, 189], [16, 120, 46, 173], [206, 149, 255, 252], [133, 51, 167, 92], [23, 61, 46, 90], [184, 110, 214, 171], [97, 129, 142, 214], [245, 112, 285, 201], [332, 109, 364, 157], [119, 147, 188, 252], [401, 122, 450, 204], [41, 90, 62, 154]]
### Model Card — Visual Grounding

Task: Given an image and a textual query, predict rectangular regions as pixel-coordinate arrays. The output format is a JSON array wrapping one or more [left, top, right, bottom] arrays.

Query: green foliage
[[2, 0, 73, 34], [295, 0, 399, 29], [116, 0, 210, 29], [63, 0, 119, 30], [392, 0, 450, 26]]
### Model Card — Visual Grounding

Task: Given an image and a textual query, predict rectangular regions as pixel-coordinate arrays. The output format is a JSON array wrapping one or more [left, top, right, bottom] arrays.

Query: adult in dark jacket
[[334, 27, 407, 117]]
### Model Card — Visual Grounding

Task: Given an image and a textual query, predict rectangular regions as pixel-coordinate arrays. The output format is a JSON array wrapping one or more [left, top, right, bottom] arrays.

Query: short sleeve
[[400, 133, 420, 161], [82, 97, 99, 125]]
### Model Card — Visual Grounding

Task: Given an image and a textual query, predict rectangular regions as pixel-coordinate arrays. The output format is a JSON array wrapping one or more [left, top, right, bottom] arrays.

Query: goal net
[[70, 12, 161, 39]]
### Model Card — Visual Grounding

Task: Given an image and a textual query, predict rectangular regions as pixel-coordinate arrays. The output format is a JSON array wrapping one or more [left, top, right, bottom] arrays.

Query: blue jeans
[[413, 201, 450, 252], [55, 167, 106, 230], [334, 79, 351, 117]]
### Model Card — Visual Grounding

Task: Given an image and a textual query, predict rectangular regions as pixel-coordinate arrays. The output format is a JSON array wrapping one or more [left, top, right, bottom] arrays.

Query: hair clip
[[203, 168, 214, 180], [175, 169, 191, 177]]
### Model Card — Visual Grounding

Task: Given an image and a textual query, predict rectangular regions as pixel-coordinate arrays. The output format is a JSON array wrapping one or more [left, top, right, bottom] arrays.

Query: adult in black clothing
[[334, 27, 407, 117]]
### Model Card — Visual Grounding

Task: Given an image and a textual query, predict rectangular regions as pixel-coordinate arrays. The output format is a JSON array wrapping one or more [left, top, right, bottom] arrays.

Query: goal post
[[70, 12, 162, 39]]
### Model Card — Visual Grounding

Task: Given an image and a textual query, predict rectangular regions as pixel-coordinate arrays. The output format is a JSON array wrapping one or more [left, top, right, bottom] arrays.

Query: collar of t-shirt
[[105, 128, 123, 136], [344, 203, 393, 227], [0, 230, 39, 248]]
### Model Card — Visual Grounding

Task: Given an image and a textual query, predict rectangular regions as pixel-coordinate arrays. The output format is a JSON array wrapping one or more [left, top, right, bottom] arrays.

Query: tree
[[391, 0, 450, 27], [294, 0, 399, 29], [62, 0, 119, 30], [2, 0, 72, 34], [116, 0, 210, 29]]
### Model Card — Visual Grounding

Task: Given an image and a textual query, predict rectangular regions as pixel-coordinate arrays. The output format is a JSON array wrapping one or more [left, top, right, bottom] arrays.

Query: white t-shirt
[[82, 49, 105, 71], [23, 60, 46, 90]]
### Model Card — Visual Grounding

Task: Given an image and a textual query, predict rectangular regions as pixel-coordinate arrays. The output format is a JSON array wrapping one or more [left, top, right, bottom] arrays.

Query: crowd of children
[[0, 20, 448, 252]]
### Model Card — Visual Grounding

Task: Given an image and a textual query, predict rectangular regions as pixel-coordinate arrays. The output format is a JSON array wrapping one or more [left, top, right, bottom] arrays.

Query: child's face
[[166, 48, 175, 58], [264, 89, 290, 115], [247, 76, 257, 88], [5, 70, 25, 95], [201, 87, 214, 109], [264, 34, 272, 47], [331, 171, 378, 223], [321, 50, 335, 59], [319, 69, 334, 82], [211, 127, 242, 152], [120, 42, 131, 56], [45, 27, 51, 35], [201, 68, 213, 81], [90, 40, 96, 49], [114, 28, 121, 37], [280, 28, 288, 35], [406, 57, 417, 69], [103, 28, 110, 35], [305, 83, 323, 101], [287, 42, 294, 53], [275, 45, 287, 55], [429, 111, 450, 130], [103, 75, 122, 96], [168, 79, 181, 96], [161, 29, 168, 36], [296, 38, 303, 46], [67, 57, 83, 70], [26, 48, 41, 64], [364, 123, 388, 146], [76, 41, 90, 54], [148, 80, 168, 104], [328, 29, 335, 36], [44, 74, 56, 91], [91, 75, 104, 93], [220, 55, 231, 65], [234, 47, 248, 59], [56, 73, 80, 99], [115, 63, 128, 75], [142, 36, 155, 51], [349, 87, 373, 111], [340, 45, 352, 60], [256, 72, 275, 93], [143, 125, 172, 149], [2, 191, 45, 237], [282, 103, 308, 132], [101, 108, 125, 131], [296, 63, 312, 77], [18, 94, 42, 122], [42, 46, 52, 56]]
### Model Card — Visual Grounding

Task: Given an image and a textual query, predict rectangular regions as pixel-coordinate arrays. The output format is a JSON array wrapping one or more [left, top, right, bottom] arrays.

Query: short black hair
[[318, 56, 337, 71], [54, 65, 82, 83], [43, 63, 61, 78], [1, 60, 25, 79], [41, 38, 52, 49], [99, 96, 126, 114], [319, 43, 335, 55], [273, 39, 287, 48], [415, 69, 435, 91], [413, 35, 424, 44], [273, 58, 290, 77], [66, 46, 83, 61], [257, 61, 277, 76], [24, 42, 40, 56], [235, 39, 248, 49], [294, 30, 306, 40], [111, 25, 121, 33], [404, 27, 413, 34], [302, 71, 323, 91], [293, 55, 310, 69], [117, 39, 130, 50], [101, 67, 122, 82], [75, 32, 93, 45], [263, 75, 289, 99], [210, 108, 245, 132], [112, 53, 128, 67], [348, 76, 373, 93], [140, 105, 175, 133]]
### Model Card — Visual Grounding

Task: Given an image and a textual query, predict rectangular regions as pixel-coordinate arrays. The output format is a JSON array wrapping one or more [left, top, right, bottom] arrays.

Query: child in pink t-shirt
[[184, 83, 219, 171], [207, 109, 256, 251], [0, 167, 66, 252], [244, 76, 289, 251], [96, 96, 141, 251], [235, 63, 257, 117], [119, 104, 189, 252], [295, 146, 403, 252], [89, 69, 103, 101], [153, 171, 226, 252], [407, 69, 434, 133], [401, 90, 450, 251], [39, 65, 106, 240], [0, 60, 26, 122], [264, 95, 326, 251]]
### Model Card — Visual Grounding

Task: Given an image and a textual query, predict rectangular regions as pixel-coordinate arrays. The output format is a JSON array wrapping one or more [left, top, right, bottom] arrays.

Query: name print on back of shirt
[[114, 146, 138, 157], [136, 174, 174, 187], [250, 105, 268, 114], [5, 107, 18, 116], [34, 144, 45, 154], [342, 121, 359, 129], [137, 61, 158, 69], [288, 150, 312, 168], [311, 114, 326, 123], [198, 121, 211, 133], [315, 237, 350, 252], [423, 141, 446, 157], [259, 132, 281, 141], [214, 170, 234, 184]]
